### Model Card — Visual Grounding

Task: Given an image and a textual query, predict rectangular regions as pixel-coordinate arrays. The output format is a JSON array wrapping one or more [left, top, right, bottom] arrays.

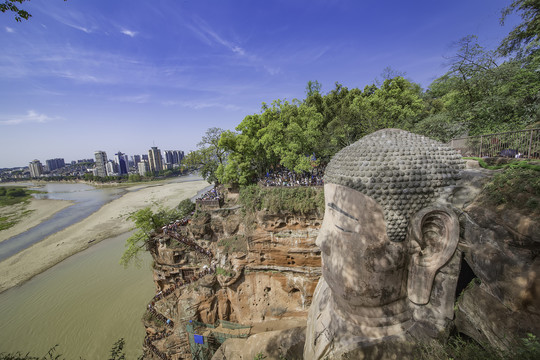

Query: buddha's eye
[[335, 224, 353, 233]]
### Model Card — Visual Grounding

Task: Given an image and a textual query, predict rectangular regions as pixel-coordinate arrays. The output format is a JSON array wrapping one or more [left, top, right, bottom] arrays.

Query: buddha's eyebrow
[[327, 202, 358, 222]]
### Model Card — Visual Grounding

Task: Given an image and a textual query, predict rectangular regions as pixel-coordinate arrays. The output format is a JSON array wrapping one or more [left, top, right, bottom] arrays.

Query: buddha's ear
[[407, 206, 459, 305]]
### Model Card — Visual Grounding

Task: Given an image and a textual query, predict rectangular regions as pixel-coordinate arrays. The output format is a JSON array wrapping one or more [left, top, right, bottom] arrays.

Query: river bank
[[0, 178, 209, 293], [0, 198, 74, 243]]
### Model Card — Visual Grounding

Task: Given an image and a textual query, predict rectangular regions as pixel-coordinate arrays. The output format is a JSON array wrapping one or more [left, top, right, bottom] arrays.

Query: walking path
[[144, 217, 216, 360]]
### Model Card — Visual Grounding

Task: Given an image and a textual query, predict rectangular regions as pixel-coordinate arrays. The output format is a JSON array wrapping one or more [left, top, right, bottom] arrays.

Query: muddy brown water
[[0, 232, 155, 359]]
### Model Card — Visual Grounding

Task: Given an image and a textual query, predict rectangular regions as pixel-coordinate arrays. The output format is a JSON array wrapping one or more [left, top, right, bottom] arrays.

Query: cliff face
[[142, 194, 323, 359], [453, 166, 540, 351], [142, 164, 540, 359]]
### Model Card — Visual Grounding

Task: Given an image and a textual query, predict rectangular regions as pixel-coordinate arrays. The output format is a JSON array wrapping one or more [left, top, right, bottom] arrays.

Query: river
[[0, 179, 207, 359], [0, 232, 154, 359], [0, 183, 126, 261]]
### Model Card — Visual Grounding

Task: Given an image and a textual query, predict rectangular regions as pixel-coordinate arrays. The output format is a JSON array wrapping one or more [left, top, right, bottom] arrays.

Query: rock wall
[[142, 164, 540, 359], [142, 194, 323, 359], [453, 166, 540, 351]]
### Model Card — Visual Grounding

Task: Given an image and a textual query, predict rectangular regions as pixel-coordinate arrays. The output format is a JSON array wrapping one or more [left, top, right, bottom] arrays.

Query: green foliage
[[127, 174, 142, 182], [215, 266, 235, 277], [351, 77, 424, 135], [0, 187, 32, 207], [183, 127, 227, 184], [0, 0, 31, 22], [177, 198, 195, 218], [415, 333, 540, 360], [120, 205, 182, 267], [217, 235, 248, 253], [499, 0, 540, 57], [515, 333, 540, 359], [480, 166, 540, 213], [108, 338, 125, 360], [239, 185, 324, 215], [423, 36, 540, 138]]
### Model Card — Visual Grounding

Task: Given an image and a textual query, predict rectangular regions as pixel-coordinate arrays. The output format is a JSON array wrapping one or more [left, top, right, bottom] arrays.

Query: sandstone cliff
[[142, 189, 323, 359], [142, 163, 540, 359]]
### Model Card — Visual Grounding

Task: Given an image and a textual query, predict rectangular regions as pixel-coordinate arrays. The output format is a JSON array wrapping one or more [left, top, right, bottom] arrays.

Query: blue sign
[[194, 334, 204, 344]]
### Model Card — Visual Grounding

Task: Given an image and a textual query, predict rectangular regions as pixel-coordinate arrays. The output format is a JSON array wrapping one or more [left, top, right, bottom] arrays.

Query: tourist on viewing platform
[[259, 166, 325, 187]]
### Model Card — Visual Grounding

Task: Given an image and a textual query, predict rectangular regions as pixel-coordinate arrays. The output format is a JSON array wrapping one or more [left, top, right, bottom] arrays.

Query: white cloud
[[188, 16, 246, 56], [111, 94, 150, 103], [49, 11, 96, 34], [5, 27, 14, 33], [121, 29, 137, 37], [161, 99, 242, 111], [0, 110, 58, 126]]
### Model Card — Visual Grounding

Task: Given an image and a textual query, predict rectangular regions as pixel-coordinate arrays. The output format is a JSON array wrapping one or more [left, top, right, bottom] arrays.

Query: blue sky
[[0, 0, 519, 168]]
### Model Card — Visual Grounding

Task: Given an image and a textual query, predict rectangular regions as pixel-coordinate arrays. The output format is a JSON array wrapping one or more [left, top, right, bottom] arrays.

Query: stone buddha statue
[[304, 129, 464, 359]]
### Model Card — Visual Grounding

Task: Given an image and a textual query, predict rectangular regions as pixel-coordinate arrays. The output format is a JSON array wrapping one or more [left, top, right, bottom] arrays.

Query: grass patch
[[464, 157, 540, 171], [216, 267, 234, 277], [218, 235, 248, 253], [415, 333, 540, 360], [239, 185, 324, 215], [479, 167, 540, 214], [0, 187, 34, 207]]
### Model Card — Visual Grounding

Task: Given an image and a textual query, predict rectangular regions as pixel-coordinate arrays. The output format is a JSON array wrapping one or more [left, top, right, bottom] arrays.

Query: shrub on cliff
[[480, 166, 540, 214], [239, 185, 324, 215]]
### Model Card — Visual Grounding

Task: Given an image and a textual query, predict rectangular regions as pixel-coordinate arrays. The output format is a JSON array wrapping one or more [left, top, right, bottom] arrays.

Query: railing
[[449, 128, 540, 159], [195, 199, 222, 209]]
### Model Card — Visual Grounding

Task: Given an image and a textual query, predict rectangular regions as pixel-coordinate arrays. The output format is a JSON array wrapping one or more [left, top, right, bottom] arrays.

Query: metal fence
[[449, 128, 540, 159]]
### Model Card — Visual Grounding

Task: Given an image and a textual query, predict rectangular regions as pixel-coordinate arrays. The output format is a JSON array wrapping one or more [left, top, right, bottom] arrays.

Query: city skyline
[[1, 1, 520, 168]]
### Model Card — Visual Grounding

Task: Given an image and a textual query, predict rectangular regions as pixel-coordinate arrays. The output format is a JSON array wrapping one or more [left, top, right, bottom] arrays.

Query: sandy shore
[[0, 198, 75, 243], [0, 178, 210, 293]]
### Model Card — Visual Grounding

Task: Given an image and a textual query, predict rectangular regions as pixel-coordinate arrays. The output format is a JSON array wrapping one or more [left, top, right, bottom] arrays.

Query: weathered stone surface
[[212, 327, 306, 360], [452, 169, 540, 350], [305, 129, 464, 359], [455, 280, 540, 350]]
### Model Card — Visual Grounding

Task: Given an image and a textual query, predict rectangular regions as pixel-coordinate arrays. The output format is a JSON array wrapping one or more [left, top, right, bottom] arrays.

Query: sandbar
[[0, 178, 210, 293], [0, 198, 75, 243]]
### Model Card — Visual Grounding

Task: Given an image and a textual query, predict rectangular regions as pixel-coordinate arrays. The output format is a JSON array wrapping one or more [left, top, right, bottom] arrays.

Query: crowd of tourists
[[196, 187, 222, 201], [166, 231, 213, 258], [146, 216, 217, 359], [144, 336, 168, 360], [259, 166, 325, 187], [147, 303, 174, 328]]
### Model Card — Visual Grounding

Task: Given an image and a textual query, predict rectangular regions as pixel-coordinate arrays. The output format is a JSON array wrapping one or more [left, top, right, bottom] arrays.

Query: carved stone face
[[316, 183, 409, 309]]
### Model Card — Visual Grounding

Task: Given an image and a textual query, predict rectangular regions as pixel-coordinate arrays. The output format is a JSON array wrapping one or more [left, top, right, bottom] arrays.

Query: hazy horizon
[[1, 0, 519, 168]]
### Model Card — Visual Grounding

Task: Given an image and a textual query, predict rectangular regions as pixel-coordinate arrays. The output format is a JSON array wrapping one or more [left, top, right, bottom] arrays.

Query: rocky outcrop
[[142, 161, 539, 359], [454, 167, 540, 351], [142, 192, 323, 359]]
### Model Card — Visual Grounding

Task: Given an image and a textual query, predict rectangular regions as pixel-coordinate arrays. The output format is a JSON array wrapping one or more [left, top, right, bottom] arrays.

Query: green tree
[[499, 0, 540, 57], [183, 127, 227, 184], [420, 35, 540, 138], [120, 206, 180, 267], [1, 0, 67, 22], [1, 0, 31, 21], [351, 76, 424, 135]]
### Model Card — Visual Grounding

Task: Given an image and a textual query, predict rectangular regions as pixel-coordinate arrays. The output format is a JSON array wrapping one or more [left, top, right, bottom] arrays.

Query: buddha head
[[318, 129, 463, 312]]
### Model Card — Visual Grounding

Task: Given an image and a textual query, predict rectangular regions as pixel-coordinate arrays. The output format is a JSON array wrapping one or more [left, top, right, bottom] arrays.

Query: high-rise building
[[142, 154, 149, 161], [132, 155, 141, 168], [138, 160, 150, 176], [164, 150, 184, 165], [148, 146, 163, 174], [94, 151, 108, 177], [115, 151, 129, 175], [29, 159, 43, 178], [45, 158, 65, 171], [106, 161, 118, 176]]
